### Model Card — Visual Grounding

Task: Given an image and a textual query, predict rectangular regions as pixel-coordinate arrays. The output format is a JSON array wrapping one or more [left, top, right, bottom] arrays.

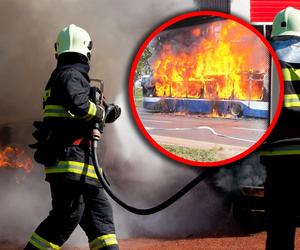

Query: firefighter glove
[[105, 104, 121, 123]]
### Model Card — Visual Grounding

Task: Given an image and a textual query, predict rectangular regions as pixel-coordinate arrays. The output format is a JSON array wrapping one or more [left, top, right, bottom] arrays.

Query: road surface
[[137, 109, 268, 160]]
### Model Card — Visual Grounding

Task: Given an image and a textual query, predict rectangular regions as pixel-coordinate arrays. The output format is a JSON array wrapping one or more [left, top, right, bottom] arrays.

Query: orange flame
[[153, 20, 269, 101], [0, 146, 33, 173], [192, 27, 201, 37]]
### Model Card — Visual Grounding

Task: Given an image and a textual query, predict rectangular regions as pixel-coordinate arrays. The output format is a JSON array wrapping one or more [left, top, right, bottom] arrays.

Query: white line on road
[[232, 127, 266, 132], [143, 119, 172, 123], [145, 126, 256, 143]]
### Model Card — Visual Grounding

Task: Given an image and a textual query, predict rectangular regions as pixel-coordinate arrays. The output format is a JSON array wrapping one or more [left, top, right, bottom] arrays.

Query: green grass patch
[[162, 144, 223, 162]]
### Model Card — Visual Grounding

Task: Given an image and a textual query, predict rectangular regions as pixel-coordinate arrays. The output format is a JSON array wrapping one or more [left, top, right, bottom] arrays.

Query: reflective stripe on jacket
[[43, 101, 98, 121], [281, 63, 300, 109], [261, 144, 300, 156], [43, 67, 104, 123], [45, 161, 102, 180], [262, 60, 300, 156], [41, 54, 104, 186]]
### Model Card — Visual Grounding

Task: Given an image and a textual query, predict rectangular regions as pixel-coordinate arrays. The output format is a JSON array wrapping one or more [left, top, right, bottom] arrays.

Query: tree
[[135, 46, 153, 81]]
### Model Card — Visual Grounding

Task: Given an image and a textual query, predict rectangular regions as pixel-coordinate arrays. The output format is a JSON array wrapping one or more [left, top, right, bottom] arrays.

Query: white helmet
[[55, 24, 92, 59], [271, 7, 300, 38]]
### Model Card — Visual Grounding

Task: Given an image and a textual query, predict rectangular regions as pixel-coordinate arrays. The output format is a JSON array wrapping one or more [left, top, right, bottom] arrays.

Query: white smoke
[[101, 93, 203, 239], [1, 0, 217, 247]]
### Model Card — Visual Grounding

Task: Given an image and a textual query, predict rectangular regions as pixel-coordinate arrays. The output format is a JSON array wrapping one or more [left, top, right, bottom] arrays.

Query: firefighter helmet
[[271, 7, 300, 38], [55, 24, 93, 59]]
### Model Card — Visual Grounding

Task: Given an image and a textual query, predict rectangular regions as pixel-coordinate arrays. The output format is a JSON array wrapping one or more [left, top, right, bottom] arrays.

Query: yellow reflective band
[[44, 105, 66, 111], [82, 101, 97, 121], [282, 68, 300, 81], [43, 105, 74, 118], [90, 234, 118, 250], [29, 232, 60, 250], [284, 94, 300, 100], [261, 150, 300, 156], [45, 161, 102, 179], [44, 103, 97, 121], [283, 94, 300, 108], [283, 102, 300, 107]]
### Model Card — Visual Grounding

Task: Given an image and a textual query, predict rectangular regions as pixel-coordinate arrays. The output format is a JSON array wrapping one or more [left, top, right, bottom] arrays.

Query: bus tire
[[229, 102, 243, 117]]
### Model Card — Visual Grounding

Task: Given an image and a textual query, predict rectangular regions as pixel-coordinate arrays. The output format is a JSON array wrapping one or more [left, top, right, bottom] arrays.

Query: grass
[[162, 144, 223, 162], [134, 87, 143, 108]]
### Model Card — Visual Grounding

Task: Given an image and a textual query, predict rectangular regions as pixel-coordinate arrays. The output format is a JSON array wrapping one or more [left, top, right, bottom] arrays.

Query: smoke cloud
[[0, 0, 261, 248], [0, 0, 225, 245], [0, 0, 195, 123], [102, 93, 232, 239], [214, 152, 266, 193]]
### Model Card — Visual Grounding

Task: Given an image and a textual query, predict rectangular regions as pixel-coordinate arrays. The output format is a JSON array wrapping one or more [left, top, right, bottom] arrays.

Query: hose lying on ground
[[91, 139, 213, 215]]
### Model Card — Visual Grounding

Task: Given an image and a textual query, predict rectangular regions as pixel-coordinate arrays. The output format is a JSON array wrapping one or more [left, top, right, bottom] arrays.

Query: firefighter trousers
[[262, 156, 300, 250], [24, 177, 119, 250]]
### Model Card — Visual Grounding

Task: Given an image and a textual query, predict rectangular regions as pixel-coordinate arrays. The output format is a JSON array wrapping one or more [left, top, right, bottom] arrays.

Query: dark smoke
[[150, 22, 215, 55], [214, 152, 266, 193], [150, 18, 269, 75]]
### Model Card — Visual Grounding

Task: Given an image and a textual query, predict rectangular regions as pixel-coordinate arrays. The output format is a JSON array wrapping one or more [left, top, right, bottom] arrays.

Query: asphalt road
[[137, 109, 268, 151]]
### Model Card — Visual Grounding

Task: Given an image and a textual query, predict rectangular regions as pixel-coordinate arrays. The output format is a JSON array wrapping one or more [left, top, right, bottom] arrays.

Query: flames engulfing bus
[[142, 16, 271, 119]]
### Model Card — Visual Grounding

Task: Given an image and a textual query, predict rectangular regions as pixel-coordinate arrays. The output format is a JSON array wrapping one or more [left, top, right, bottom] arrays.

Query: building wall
[[250, 0, 300, 23], [194, 0, 231, 13], [195, 0, 251, 22], [231, 0, 250, 22]]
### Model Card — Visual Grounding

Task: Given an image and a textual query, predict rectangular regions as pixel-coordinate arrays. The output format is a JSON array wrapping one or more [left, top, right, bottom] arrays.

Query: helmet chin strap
[[54, 43, 58, 60]]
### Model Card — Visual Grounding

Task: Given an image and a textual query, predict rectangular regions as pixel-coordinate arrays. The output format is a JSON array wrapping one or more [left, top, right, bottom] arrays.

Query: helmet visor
[[272, 37, 300, 63]]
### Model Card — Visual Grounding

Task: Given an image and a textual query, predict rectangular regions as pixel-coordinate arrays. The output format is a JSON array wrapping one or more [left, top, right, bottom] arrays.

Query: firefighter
[[25, 24, 121, 250], [260, 7, 300, 250]]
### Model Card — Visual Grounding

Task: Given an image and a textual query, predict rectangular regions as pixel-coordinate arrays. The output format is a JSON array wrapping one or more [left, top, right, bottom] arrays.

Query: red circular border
[[128, 11, 284, 167]]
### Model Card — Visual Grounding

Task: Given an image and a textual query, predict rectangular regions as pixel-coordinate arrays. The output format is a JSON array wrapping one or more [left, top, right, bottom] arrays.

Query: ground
[[4, 229, 300, 250], [137, 109, 267, 161]]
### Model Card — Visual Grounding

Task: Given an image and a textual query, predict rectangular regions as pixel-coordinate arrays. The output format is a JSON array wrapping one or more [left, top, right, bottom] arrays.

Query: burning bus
[[141, 16, 271, 119]]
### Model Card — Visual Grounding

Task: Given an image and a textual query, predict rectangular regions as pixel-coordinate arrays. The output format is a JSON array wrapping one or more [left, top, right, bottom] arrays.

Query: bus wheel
[[229, 103, 243, 117]]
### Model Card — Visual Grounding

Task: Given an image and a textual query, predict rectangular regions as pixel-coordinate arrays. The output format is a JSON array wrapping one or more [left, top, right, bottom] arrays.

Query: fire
[[153, 20, 269, 101], [192, 27, 201, 37], [0, 146, 33, 173]]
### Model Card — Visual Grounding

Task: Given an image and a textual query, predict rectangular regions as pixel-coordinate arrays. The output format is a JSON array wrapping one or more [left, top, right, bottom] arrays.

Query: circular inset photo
[[129, 11, 283, 167]]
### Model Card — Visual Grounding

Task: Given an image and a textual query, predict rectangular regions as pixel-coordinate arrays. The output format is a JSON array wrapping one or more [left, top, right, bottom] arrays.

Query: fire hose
[[91, 107, 213, 215]]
